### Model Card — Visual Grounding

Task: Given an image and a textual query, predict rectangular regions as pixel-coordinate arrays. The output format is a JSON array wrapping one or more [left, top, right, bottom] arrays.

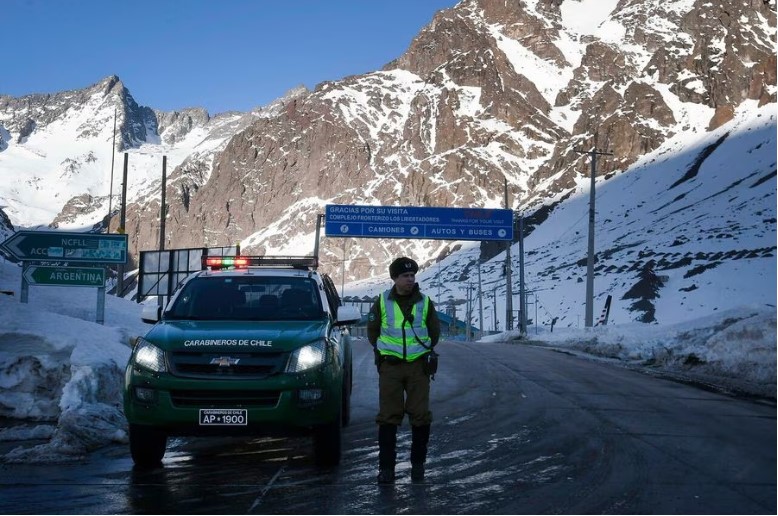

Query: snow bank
[[0, 293, 134, 463], [482, 305, 777, 399]]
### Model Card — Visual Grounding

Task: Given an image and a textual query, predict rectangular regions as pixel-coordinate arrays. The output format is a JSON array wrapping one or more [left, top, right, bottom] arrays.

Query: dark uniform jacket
[[367, 283, 441, 351]]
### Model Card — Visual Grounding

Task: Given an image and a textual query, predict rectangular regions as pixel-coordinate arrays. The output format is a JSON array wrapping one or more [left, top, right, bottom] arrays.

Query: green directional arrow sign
[[0, 231, 127, 263], [23, 265, 106, 287]]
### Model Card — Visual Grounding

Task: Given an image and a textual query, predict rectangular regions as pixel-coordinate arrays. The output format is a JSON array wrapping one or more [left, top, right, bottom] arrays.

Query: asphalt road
[[1, 338, 775, 514]]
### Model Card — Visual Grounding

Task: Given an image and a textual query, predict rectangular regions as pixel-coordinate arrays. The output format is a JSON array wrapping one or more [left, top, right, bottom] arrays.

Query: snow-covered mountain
[[0, 0, 775, 328], [0, 76, 308, 229]]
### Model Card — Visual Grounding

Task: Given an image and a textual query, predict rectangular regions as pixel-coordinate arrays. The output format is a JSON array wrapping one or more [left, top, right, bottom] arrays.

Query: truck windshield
[[166, 276, 324, 321]]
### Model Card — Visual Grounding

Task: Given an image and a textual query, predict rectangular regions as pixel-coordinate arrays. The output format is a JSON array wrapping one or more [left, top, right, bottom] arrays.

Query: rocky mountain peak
[[96, 74, 124, 97]]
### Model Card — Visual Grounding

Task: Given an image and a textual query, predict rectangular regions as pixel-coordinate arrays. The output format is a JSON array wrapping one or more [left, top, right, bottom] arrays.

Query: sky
[[1, 0, 457, 114], [0, 252, 774, 463]]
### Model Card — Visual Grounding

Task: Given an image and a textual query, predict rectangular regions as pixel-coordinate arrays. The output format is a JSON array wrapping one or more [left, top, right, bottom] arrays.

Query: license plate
[[199, 409, 248, 426]]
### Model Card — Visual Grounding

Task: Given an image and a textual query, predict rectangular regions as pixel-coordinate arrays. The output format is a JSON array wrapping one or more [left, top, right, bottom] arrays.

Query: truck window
[[167, 277, 324, 321]]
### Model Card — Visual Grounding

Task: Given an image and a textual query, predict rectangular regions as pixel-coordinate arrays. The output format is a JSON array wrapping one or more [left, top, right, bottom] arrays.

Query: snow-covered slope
[[352, 101, 774, 328]]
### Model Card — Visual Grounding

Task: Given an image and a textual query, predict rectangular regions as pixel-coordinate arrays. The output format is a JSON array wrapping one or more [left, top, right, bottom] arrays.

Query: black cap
[[389, 257, 418, 279]]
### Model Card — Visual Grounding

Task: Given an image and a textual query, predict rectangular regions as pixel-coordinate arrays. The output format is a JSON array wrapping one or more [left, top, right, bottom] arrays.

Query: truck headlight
[[134, 338, 167, 373], [286, 341, 326, 373]]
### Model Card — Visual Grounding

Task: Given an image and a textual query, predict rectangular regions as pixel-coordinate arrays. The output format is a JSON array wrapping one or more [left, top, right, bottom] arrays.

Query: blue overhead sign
[[325, 204, 513, 241]]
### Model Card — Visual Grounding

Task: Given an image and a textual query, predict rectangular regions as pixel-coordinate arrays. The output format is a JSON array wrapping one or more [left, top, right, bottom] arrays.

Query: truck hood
[[144, 320, 328, 352]]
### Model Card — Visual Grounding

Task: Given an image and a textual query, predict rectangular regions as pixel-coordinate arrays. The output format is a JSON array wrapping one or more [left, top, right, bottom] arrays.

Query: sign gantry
[[324, 204, 513, 241]]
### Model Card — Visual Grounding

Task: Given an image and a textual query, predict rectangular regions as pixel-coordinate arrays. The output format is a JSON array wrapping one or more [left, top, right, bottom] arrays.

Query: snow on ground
[[482, 305, 776, 399], [0, 257, 149, 463], [559, 0, 620, 37], [0, 255, 774, 464]]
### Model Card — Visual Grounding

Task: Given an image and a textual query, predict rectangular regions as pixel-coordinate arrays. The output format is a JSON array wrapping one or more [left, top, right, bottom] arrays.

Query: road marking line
[[248, 465, 286, 512]]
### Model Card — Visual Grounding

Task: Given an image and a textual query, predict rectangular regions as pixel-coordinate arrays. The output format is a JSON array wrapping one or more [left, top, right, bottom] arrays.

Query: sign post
[[20, 262, 30, 304], [97, 286, 105, 325]]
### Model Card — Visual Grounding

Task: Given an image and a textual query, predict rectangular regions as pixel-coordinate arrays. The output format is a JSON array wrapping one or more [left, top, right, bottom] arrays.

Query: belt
[[382, 355, 405, 364]]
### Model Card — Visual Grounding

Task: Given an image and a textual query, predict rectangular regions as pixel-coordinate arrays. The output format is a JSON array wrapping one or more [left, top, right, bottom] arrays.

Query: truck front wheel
[[129, 423, 167, 468], [341, 365, 352, 427], [313, 407, 342, 467]]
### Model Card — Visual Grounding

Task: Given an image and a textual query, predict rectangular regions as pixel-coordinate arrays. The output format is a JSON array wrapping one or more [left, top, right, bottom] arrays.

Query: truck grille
[[169, 351, 287, 379], [170, 389, 281, 408]]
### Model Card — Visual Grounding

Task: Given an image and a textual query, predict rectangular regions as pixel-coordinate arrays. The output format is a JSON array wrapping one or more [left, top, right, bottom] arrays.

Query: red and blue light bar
[[203, 256, 249, 269], [201, 255, 318, 270]]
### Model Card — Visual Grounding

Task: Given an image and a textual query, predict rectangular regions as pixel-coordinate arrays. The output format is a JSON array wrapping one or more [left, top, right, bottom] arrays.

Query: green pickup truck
[[124, 256, 361, 468]]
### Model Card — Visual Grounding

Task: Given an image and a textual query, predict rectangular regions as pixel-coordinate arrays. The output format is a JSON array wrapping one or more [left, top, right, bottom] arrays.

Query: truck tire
[[313, 407, 342, 467], [129, 423, 167, 468], [341, 365, 352, 427]]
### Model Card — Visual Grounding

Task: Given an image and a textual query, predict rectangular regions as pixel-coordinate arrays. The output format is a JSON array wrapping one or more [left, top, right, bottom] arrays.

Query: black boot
[[377, 424, 397, 484], [410, 424, 430, 483]]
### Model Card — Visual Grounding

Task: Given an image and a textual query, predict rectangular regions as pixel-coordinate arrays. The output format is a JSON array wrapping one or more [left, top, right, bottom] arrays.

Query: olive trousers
[[375, 357, 432, 427]]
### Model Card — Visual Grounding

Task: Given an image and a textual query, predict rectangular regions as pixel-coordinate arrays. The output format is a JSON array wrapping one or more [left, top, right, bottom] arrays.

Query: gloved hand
[[422, 349, 438, 379]]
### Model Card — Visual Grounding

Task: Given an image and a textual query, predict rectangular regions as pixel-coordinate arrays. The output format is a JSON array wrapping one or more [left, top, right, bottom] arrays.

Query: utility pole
[[313, 214, 324, 262], [477, 261, 484, 339], [159, 156, 167, 251], [437, 261, 441, 303], [158, 156, 167, 308], [117, 152, 129, 297], [493, 287, 498, 332], [575, 134, 612, 327], [503, 178, 513, 331], [340, 239, 349, 298], [518, 215, 526, 336], [119, 152, 128, 233], [464, 284, 470, 341], [107, 107, 117, 231]]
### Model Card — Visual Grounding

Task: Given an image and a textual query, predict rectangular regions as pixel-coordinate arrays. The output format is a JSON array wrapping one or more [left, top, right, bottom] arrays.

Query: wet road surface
[[1, 338, 775, 514]]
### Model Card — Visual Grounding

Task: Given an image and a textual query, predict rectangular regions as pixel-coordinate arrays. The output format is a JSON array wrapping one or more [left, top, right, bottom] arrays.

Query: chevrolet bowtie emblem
[[210, 357, 241, 367]]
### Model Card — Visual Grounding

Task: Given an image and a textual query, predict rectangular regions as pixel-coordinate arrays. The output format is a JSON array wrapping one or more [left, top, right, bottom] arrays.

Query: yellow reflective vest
[[376, 290, 431, 361]]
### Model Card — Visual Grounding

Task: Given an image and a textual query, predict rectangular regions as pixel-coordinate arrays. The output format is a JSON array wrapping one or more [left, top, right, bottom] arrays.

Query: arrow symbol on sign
[[410, 226, 419, 235], [498, 229, 506, 238], [340, 225, 349, 233], [0, 233, 26, 260]]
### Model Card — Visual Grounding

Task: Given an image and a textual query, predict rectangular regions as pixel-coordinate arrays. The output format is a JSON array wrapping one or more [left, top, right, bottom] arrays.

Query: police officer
[[367, 256, 441, 484]]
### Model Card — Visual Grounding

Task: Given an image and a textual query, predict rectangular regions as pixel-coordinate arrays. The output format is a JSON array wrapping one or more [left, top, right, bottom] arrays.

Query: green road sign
[[0, 231, 128, 263], [23, 265, 106, 287]]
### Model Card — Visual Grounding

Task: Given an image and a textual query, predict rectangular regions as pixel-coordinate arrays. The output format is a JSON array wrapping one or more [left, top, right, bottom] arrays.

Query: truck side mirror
[[335, 305, 361, 326], [141, 304, 161, 324]]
